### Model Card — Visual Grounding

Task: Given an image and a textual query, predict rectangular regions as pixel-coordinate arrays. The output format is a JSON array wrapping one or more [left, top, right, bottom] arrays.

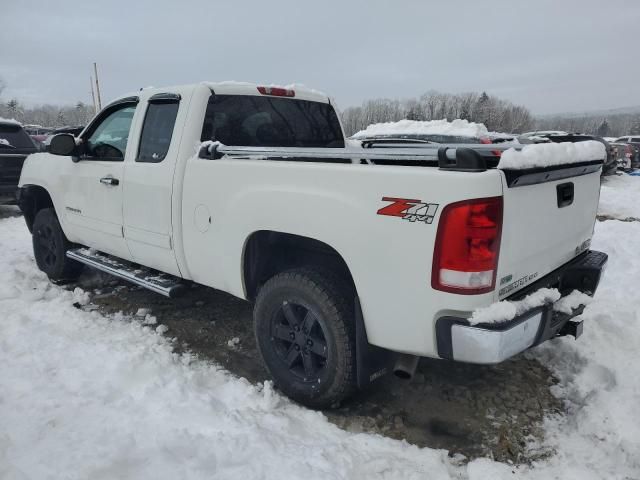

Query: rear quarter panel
[[181, 159, 504, 356]]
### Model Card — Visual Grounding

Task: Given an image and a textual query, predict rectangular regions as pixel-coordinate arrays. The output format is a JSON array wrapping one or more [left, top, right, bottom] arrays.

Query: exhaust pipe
[[393, 354, 419, 380]]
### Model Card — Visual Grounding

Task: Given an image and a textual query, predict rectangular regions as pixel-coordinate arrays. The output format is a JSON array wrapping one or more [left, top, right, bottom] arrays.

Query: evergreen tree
[[7, 99, 19, 115], [596, 119, 610, 137], [475, 91, 492, 129]]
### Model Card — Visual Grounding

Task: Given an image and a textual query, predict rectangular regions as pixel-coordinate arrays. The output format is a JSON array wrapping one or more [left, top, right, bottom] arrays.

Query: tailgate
[[496, 166, 601, 299]]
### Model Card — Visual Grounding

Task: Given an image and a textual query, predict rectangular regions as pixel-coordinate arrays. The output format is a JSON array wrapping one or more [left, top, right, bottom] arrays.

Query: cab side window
[[84, 103, 137, 161], [136, 99, 180, 163]]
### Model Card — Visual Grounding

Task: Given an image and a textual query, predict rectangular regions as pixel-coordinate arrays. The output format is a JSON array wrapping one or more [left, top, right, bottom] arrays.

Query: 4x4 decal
[[377, 197, 439, 224]]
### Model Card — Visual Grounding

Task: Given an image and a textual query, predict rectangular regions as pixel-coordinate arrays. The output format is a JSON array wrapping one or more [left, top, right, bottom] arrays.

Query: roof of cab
[[201, 81, 330, 103], [110, 81, 331, 107]]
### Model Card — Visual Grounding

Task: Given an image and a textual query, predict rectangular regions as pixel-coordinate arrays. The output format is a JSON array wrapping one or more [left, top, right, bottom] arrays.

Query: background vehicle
[[351, 119, 499, 146], [609, 141, 638, 170], [613, 136, 640, 169], [519, 130, 568, 139], [23, 125, 54, 145], [522, 132, 617, 175], [0, 119, 39, 204], [17, 82, 607, 408], [613, 135, 640, 147]]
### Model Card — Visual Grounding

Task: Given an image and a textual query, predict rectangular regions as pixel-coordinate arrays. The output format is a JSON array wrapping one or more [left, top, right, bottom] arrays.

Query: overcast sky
[[2, 0, 639, 115]]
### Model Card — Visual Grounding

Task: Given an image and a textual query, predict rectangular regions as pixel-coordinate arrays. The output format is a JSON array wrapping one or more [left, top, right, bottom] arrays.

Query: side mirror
[[49, 134, 77, 157]]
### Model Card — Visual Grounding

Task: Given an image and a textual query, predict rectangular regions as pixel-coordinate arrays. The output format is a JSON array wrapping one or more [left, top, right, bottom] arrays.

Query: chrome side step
[[66, 248, 186, 298]]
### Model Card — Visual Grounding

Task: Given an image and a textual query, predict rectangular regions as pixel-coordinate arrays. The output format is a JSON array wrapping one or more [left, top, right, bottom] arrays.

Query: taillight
[[257, 86, 295, 97], [432, 196, 503, 294], [479, 137, 502, 157]]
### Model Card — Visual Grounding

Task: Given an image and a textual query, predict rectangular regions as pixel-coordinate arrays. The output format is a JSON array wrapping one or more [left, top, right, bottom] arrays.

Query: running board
[[66, 248, 187, 298]]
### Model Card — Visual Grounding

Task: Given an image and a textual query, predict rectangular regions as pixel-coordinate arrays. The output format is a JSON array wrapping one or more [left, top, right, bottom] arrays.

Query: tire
[[254, 268, 356, 408], [32, 208, 83, 281]]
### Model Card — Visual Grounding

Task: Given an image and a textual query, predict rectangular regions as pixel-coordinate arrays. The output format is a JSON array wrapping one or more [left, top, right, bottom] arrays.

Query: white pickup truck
[[18, 82, 608, 408]]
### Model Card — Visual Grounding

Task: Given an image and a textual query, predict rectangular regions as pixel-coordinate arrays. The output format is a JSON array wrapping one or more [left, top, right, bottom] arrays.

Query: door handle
[[100, 177, 119, 186]]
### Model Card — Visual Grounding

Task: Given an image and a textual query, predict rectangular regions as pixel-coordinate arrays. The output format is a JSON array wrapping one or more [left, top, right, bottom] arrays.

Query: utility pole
[[90, 75, 97, 114], [93, 62, 102, 111]]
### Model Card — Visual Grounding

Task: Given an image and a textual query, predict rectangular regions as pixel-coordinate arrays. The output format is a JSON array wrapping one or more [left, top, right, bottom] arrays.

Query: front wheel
[[254, 268, 356, 408], [32, 208, 83, 281]]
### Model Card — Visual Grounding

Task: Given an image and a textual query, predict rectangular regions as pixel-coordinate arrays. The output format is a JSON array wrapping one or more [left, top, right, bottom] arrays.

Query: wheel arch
[[18, 184, 55, 232], [242, 230, 357, 302]]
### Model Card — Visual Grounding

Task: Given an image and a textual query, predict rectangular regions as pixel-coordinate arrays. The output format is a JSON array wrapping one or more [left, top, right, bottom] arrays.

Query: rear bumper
[[436, 250, 608, 364]]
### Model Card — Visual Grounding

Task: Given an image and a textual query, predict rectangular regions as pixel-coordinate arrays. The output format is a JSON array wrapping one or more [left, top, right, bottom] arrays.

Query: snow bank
[[598, 173, 640, 220], [352, 119, 489, 139], [498, 141, 606, 170], [0, 216, 452, 480], [530, 220, 640, 479]]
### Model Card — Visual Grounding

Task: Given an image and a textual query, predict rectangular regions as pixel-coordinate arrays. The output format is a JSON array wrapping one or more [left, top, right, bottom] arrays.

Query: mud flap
[[355, 296, 397, 389]]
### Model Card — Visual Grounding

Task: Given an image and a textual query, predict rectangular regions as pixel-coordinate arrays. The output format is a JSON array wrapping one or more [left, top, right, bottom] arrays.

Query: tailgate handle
[[556, 182, 574, 208]]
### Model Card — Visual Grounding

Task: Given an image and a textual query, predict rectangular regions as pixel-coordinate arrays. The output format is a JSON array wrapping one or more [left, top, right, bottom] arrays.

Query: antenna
[[90, 75, 97, 114], [93, 62, 102, 111]]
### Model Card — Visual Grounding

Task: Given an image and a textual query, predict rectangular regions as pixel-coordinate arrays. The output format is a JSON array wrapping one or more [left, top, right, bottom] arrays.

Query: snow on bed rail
[[352, 119, 489, 139], [469, 288, 592, 325], [497, 141, 606, 170]]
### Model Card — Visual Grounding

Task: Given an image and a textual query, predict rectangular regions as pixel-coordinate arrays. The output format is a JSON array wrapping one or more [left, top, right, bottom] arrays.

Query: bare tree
[[341, 90, 534, 136]]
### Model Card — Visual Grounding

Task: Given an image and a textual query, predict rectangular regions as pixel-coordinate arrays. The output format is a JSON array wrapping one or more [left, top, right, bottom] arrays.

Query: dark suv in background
[[0, 119, 39, 204]]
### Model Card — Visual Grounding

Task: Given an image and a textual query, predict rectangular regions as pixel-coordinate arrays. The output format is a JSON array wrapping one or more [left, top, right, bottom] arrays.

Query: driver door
[[61, 99, 138, 260]]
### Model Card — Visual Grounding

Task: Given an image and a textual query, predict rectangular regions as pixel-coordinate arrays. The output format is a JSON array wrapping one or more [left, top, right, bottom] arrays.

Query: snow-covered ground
[[598, 173, 640, 220], [1, 173, 639, 479]]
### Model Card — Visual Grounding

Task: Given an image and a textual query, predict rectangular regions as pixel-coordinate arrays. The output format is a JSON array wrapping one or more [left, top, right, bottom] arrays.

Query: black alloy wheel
[[271, 300, 329, 382], [254, 268, 356, 409], [32, 208, 83, 281]]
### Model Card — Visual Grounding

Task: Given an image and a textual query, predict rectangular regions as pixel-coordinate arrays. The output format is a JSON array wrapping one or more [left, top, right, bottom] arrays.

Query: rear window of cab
[[201, 95, 344, 148]]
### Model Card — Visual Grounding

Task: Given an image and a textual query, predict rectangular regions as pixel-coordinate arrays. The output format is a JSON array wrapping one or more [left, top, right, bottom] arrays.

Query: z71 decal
[[377, 197, 439, 224]]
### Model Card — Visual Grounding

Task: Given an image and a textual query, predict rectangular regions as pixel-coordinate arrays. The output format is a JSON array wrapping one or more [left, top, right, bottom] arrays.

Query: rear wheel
[[254, 268, 356, 408], [32, 208, 83, 281]]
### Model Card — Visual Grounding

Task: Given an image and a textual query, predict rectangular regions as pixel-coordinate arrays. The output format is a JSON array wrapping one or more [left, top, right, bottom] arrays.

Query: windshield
[[0, 124, 35, 149], [201, 95, 344, 148]]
